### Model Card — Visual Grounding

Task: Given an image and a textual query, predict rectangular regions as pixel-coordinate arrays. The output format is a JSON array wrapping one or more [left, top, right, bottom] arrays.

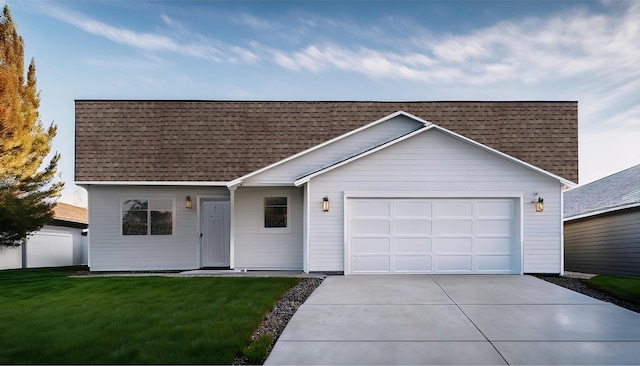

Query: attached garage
[[346, 198, 522, 274]]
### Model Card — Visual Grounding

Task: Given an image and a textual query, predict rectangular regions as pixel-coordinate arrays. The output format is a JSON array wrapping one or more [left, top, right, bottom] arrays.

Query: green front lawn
[[0, 267, 298, 364], [586, 275, 640, 304]]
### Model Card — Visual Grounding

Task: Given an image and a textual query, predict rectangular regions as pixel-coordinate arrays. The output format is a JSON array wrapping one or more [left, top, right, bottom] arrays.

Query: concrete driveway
[[265, 275, 640, 365]]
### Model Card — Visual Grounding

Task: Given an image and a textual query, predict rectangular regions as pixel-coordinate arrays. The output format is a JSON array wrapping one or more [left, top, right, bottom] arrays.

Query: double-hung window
[[122, 199, 173, 235]]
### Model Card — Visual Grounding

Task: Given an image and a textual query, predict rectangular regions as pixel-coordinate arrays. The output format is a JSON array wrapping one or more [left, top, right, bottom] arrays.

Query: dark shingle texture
[[564, 164, 640, 218], [75, 101, 578, 182]]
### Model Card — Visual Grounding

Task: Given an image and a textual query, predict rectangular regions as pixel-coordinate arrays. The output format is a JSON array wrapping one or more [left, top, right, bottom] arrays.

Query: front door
[[201, 201, 230, 268]]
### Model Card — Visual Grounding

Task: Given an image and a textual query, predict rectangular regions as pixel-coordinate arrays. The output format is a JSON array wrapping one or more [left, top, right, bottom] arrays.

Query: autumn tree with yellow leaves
[[0, 4, 63, 246]]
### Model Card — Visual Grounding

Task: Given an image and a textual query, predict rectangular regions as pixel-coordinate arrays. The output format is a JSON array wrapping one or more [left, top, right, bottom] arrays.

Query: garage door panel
[[436, 237, 472, 253], [353, 256, 390, 273], [347, 198, 519, 275], [437, 255, 472, 272], [436, 220, 473, 235], [477, 255, 512, 271], [477, 238, 511, 253], [437, 202, 473, 217], [476, 201, 513, 217], [351, 201, 390, 216], [351, 219, 390, 235], [352, 238, 390, 253], [476, 219, 512, 235], [395, 201, 432, 217], [395, 219, 432, 235], [395, 255, 432, 272], [396, 238, 432, 253]]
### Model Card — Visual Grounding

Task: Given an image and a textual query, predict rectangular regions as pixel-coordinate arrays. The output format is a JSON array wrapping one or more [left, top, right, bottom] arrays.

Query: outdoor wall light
[[323, 196, 330, 212], [532, 194, 544, 212], [185, 195, 193, 209]]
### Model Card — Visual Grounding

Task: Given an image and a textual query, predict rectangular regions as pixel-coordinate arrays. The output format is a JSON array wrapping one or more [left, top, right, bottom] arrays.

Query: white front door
[[202, 201, 230, 268]]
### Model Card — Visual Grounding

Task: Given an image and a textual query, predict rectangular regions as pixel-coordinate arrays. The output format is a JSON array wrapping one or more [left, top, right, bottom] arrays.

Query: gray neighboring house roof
[[564, 164, 640, 220]]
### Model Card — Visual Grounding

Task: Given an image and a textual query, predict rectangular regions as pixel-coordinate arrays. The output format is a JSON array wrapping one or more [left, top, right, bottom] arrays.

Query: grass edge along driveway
[[586, 274, 640, 304], [0, 267, 299, 364]]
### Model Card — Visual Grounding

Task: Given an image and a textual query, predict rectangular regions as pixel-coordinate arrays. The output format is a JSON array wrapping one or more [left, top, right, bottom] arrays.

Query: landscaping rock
[[234, 277, 323, 365]]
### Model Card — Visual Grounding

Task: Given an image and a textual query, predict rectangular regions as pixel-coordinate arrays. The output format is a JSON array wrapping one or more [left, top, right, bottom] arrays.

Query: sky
[[6, 0, 640, 207]]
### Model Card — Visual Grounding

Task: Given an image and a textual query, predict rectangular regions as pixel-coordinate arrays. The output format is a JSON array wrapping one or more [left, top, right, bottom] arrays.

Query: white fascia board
[[231, 181, 296, 188], [294, 126, 434, 186], [75, 181, 229, 186], [430, 125, 577, 187], [564, 202, 640, 222], [228, 110, 431, 187]]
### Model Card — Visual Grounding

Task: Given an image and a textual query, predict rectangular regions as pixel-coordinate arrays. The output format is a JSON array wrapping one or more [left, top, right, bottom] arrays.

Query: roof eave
[[75, 181, 229, 186], [564, 202, 640, 222]]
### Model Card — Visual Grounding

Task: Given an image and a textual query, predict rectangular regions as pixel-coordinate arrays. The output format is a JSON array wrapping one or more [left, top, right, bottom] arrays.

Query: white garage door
[[347, 198, 519, 274]]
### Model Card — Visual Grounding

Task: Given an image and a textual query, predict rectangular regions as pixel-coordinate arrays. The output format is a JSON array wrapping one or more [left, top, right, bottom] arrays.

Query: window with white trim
[[122, 199, 173, 235], [264, 197, 287, 228]]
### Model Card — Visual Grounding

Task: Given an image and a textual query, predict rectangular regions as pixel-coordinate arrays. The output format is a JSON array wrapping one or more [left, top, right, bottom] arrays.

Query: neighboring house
[[0, 202, 88, 270], [564, 164, 640, 276], [75, 101, 578, 274]]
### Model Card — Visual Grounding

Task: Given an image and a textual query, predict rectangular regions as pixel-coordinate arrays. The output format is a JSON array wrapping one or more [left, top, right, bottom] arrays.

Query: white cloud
[[266, 3, 640, 89], [45, 4, 224, 61], [232, 13, 276, 30]]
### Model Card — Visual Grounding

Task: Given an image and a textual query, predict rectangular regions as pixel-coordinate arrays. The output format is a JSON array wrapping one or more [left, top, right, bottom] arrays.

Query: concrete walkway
[[265, 275, 640, 365]]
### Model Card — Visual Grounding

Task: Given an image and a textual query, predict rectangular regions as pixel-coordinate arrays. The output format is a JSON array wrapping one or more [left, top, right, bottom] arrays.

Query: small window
[[122, 199, 173, 235], [264, 197, 287, 228]]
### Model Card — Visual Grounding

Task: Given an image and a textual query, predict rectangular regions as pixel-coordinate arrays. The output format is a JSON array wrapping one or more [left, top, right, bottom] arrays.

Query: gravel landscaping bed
[[234, 277, 324, 365], [536, 275, 640, 314]]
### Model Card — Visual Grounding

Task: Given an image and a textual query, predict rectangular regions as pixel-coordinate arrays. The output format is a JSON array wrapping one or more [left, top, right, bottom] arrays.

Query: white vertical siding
[[88, 185, 228, 271], [307, 129, 562, 273], [242, 115, 423, 185], [234, 187, 303, 270]]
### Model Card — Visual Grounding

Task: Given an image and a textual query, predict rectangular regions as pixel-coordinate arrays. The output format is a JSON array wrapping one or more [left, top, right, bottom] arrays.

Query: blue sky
[[7, 0, 640, 206]]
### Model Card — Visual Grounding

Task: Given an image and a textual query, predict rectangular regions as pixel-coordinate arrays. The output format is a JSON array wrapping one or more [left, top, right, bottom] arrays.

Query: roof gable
[[75, 101, 578, 183], [294, 121, 574, 186], [231, 111, 428, 186], [564, 164, 640, 220]]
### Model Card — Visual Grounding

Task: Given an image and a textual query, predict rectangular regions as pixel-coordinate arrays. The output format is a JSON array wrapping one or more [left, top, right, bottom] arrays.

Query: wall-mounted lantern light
[[532, 194, 544, 212], [185, 195, 193, 209], [322, 196, 330, 212]]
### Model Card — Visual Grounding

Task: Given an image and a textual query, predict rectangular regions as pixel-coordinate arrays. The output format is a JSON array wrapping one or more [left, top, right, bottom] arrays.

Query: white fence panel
[[26, 229, 74, 268], [0, 245, 22, 270]]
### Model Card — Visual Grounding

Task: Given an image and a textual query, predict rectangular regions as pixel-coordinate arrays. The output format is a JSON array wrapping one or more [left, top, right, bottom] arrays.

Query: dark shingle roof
[[75, 101, 578, 183], [564, 164, 640, 219]]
